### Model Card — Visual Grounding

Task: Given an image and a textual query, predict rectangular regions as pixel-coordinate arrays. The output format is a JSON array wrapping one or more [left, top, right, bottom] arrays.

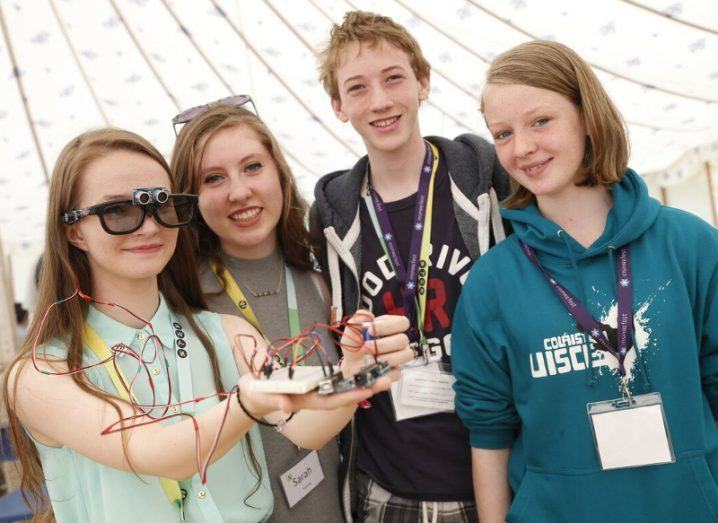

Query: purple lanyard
[[520, 240, 634, 377], [367, 142, 434, 325]]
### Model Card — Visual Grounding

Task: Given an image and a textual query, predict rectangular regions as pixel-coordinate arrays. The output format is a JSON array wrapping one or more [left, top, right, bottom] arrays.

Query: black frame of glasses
[[62, 193, 198, 236]]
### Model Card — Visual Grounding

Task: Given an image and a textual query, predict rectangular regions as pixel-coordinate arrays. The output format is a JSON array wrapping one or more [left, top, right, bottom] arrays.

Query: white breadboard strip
[[247, 366, 336, 394]]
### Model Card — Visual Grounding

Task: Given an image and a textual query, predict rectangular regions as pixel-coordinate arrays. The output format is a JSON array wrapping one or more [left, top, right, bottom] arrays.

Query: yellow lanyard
[[209, 260, 265, 337], [210, 261, 304, 365], [417, 142, 439, 334], [83, 324, 184, 512]]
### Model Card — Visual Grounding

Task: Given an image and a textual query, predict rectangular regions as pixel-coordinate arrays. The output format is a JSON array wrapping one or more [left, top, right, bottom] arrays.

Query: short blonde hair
[[482, 40, 629, 209], [318, 10, 431, 101]]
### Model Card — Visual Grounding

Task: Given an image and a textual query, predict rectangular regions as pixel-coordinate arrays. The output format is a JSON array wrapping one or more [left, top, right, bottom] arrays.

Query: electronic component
[[247, 360, 392, 396], [353, 361, 391, 387], [363, 326, 375, 342], [317, 361, 391, 396], [316, 370, 346, 396], [247, 324, 392, 396], [247, 366, 337, 394], [133, 187, 169, 206]]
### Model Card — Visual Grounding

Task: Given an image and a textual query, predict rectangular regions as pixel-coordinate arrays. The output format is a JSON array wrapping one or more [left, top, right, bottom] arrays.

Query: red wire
[[30, 289, 224, 481], [33, 289, 382, 485]]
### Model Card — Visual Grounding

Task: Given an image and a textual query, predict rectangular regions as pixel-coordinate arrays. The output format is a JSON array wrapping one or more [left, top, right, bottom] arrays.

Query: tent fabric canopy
[[2, 0, 717, 301]]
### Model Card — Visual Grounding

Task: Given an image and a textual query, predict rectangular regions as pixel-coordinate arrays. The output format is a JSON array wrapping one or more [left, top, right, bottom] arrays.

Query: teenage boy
[[311, 11, 509, 523]]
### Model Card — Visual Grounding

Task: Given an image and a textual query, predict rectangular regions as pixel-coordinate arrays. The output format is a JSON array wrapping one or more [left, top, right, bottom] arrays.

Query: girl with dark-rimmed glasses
[[3, 128, 411, 522]]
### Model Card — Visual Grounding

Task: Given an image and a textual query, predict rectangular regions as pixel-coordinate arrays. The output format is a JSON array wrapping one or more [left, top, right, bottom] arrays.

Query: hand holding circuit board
[[234, 311, 412, 419]]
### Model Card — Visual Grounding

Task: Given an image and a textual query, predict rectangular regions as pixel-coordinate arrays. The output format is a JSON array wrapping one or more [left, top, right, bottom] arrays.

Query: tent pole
[[706, 162, 718, 227], [660, 186, 669, 206], [0, 233, 18, 367], [0, 1, 50, 184]]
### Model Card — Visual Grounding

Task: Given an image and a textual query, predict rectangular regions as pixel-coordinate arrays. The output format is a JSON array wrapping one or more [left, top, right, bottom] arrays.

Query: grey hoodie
[[311, 133, 511, 319]]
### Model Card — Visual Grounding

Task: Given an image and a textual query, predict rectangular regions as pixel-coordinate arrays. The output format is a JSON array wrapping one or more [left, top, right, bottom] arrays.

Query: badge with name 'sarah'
[[279, 450, 324, 508], [587, 392, 674, 470]]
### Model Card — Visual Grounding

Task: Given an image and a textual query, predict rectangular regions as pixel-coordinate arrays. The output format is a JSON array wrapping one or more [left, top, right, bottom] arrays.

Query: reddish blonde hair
[[482, 40, 629, 209], [318, 10, 431, 101]]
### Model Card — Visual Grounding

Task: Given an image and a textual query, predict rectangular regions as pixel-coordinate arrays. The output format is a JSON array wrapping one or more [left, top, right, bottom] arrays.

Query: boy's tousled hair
[[318, 10, 431, 100], [482, 40, 630, 209]]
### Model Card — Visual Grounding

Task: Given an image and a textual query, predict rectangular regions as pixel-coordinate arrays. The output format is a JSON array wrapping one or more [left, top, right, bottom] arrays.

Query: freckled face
[[483, 83, 587, 201]]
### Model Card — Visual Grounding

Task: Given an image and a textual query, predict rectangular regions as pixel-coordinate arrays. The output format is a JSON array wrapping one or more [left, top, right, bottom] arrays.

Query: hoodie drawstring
[[477, 189, 507, 257], [421, 501, 438, 523], [489, 187, 507, 245], [631, 328, 651, 389], [324, 229, 345, 320], [477, 192, 491, 255]]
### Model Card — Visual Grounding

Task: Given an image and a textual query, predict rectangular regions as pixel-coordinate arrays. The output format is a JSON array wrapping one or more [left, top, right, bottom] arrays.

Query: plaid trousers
[[354, 470, 479, 523]]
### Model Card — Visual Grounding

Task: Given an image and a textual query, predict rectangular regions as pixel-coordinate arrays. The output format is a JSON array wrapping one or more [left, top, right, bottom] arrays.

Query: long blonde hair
[[482, 40, 629, 209], [2, 129, 249, 520]]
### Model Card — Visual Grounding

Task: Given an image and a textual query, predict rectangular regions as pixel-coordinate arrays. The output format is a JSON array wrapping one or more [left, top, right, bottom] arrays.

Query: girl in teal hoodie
[[452, 40, 718, 523]]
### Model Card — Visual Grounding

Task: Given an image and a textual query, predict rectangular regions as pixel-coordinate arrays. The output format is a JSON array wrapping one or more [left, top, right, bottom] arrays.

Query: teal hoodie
[[452, 170, 718, 522]]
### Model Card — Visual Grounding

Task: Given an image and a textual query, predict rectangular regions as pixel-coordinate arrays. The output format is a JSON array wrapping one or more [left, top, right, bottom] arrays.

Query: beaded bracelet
[[236, 384, 295, 429]]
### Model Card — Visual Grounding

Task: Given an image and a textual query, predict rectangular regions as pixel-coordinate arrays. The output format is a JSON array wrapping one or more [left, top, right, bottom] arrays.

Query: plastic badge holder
[[587, 391, 675, 470], [390, 360, 456, 421]]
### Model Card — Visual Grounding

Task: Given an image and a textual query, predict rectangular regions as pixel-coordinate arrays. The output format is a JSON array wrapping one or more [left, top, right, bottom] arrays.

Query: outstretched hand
[[237, 368, 398, 419], [236, 310, 411, 420]]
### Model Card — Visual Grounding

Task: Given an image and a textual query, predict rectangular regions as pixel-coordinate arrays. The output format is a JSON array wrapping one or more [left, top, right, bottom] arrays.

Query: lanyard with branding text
[[520, 240, 634, 377], [363, 141, 439, 342], [210, 260, 301, 341]]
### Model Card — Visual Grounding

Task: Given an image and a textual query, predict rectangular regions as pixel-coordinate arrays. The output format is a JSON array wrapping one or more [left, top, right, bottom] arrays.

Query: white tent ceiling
[[2, 0, 718, 301]]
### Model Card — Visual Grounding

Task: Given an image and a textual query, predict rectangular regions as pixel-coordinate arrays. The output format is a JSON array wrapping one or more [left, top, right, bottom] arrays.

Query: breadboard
[[247, 366, 336, 394]]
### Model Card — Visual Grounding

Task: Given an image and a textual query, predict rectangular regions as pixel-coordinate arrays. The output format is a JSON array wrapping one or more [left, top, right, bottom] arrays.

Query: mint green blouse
[[33, 295, 273, 522]]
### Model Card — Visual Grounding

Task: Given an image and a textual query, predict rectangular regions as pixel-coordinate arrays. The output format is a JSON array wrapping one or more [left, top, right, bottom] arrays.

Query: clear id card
[[587, 392, 675, 470], [390, 361, 455, 421]]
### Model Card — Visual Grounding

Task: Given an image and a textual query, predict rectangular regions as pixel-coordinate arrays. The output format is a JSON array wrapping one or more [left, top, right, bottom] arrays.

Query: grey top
[[199, 249, 344, 523]]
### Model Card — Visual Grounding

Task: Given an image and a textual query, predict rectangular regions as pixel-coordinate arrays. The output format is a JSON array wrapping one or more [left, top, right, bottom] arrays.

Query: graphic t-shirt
[[356, 154, 475, 500]]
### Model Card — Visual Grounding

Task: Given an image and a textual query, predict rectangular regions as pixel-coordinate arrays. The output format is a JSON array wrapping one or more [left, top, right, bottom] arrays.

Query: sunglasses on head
[[171, 94, 258, 135], [62, 187, 198, 235]]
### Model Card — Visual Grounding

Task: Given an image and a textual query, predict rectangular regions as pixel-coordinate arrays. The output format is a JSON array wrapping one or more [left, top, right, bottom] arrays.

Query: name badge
[[587, 392, 675, 470], [391, 362, 455, 421], [279, 450, 324, 508]]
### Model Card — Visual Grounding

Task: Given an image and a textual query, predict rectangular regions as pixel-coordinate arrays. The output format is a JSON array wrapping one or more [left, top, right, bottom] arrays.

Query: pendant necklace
[[239, 261, 285, 298]]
